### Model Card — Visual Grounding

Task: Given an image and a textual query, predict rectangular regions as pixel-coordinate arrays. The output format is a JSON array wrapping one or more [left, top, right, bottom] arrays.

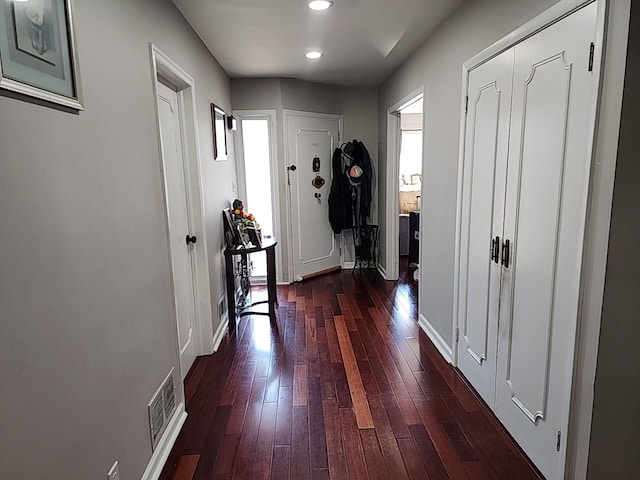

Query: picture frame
[[222, 208, 241, 249], [211, 103, 227, 161], [0, 0, 83, 110]]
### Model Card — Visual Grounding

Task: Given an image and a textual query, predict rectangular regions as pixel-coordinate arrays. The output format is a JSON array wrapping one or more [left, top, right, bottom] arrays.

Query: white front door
[[285, 112, 342, 280], [456, 46, 514, 407], [496, 4, 597, 477], [156, 81, 197, 380]]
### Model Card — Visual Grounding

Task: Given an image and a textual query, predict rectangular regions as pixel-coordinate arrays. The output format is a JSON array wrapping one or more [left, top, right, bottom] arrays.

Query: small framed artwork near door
[[211, 103, 227, 161]]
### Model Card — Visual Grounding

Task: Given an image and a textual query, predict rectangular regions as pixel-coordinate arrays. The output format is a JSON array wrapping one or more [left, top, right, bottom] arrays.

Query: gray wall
[[587, 1, 640, 477], [377, 0, 559, 346], [0, 0, 234, 478], [231, 78, 378, 278]]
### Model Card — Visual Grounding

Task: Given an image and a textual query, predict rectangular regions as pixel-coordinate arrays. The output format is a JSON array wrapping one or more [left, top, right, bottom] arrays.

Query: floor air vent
[[148, 367, 176, 450]]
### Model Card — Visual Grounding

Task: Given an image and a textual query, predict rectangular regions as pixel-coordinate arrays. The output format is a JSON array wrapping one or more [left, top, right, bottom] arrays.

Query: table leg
[[225, 252, 236, 330], [266, 245, 277, 318]]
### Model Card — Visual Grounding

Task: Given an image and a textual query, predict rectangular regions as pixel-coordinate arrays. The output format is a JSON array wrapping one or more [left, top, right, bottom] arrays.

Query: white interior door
[[285, 112, 341, 280], [496, 4, 597, 478], [457, 47, 514, 407], [156, 81, 197, 380]]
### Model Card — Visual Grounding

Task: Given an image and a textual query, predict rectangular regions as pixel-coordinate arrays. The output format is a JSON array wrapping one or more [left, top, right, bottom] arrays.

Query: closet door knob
[[186, 235, 197, 245], [491, 236, 500, 264]]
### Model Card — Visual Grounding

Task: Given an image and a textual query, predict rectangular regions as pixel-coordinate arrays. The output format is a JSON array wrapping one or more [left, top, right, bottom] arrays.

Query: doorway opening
[[234, 110, 280, 283], [385, 88, 425, 281], [398, 98, 423, 282]]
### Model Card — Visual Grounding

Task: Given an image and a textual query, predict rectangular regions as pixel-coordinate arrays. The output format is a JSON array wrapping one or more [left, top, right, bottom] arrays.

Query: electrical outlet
[[107, 461, 120, 480], [232, 181, 237, 192]]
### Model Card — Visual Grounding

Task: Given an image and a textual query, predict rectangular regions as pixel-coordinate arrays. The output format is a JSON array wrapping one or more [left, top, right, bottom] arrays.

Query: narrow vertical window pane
[[241, 119, 273, 277]]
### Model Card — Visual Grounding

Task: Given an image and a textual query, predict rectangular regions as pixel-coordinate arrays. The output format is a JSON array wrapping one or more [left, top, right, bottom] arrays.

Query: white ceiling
[[172, 0, 463, 87]]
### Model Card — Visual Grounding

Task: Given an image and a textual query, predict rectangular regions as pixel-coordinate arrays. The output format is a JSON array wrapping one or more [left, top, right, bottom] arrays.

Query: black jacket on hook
[[352, 140, 373, 225], [328, 147, 353, 234]]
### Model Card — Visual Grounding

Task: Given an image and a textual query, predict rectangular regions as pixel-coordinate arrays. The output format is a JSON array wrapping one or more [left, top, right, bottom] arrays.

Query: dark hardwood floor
[[159, 262, 542, 479]]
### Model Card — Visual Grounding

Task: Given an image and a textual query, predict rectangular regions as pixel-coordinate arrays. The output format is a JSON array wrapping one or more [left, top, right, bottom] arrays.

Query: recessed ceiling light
[[308, 1, 333, 11], [305, 51, 323, 60]]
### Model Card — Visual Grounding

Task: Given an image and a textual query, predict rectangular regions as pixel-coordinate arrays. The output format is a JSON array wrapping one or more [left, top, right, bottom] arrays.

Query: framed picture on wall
[[0, 0, 83, 110], [211, 103, 227, 161]]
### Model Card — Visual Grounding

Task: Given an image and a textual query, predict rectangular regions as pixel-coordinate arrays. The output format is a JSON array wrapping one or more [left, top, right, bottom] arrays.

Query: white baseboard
[[141, 403, 187, 480], [212, 314, 228, 353], [418, 314, 453, 364], [377, 263, 388, 280], [343, 261, 355, 270]]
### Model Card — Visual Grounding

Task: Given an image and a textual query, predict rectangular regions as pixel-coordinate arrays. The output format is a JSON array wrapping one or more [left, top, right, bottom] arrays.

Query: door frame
[[384, 87, 425, 281], [150, 45, 215, 364], [452, 1, 616, 478], [233, 109, 284, 283], [283, 110, 343, 282]]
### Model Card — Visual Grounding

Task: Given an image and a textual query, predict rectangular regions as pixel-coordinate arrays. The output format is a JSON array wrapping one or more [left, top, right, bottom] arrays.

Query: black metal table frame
[[223, 237, 278, 330]]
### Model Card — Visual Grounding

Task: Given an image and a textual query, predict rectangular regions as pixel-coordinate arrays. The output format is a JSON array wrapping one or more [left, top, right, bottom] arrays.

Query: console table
[[223, 237, 278, 330]]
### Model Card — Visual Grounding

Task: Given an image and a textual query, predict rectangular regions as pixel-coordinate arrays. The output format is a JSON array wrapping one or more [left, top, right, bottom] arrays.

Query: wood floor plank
[[408, 423, 450, 480], [324, 317, 343, 364], [391, 382, 422, 425], [229, 377, 266, 479], [396, 437, 430, 480], [191, 405, 231, 480], [274, 386, 293, 446], [366, 394, 410, 478], [317, 327, 337, 401], [308, 377, 329, 470], [251, 402, 278, 480], [331, 361, 353, 408], [322, 399, 348, 479], [339, 407, 368, 480], [293, 363, 308, 406], [291, 406, 311, 480], [172, 455, 199, 480], [271, 445, 291, 480], [213, 434, 241, 475], [334, 315, 374, 429], [359, 428, 389, 479], [413, 395, 471, 480]]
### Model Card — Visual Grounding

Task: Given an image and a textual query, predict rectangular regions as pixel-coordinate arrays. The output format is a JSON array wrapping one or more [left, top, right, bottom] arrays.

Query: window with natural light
[[399, 130, 423, 214], [241, 118, 274, 278]]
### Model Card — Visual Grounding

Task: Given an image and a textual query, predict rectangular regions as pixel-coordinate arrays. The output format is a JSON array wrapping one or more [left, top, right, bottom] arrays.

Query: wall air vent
[[148, 367, 176, 450]]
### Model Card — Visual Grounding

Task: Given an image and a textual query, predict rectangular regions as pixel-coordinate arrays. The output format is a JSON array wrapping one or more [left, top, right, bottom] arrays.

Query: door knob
[[287, 165, 297, 171], [186, 235, 197, 245], [501, 239, 510, 267], [491, 236, 500, 263]]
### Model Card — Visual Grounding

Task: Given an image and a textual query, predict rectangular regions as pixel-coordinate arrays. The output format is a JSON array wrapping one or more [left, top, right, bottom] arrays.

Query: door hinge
[[465, 96, 468, 114], [556, 430, 561, 452], [455, 327, 459, 343], [588, 42, 595, 72]]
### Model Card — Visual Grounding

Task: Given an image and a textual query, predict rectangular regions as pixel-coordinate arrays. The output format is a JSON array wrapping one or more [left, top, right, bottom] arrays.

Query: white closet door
[[457, 47, 514, 407], [496, 3, 597, 478]]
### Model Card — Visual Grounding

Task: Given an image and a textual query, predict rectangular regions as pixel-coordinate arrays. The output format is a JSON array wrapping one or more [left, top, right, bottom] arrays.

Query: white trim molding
[[141, 403, 187, 480], [419, 314, 453, 364], [376, 263, 388, 280], [212, 314, 229, 353]]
